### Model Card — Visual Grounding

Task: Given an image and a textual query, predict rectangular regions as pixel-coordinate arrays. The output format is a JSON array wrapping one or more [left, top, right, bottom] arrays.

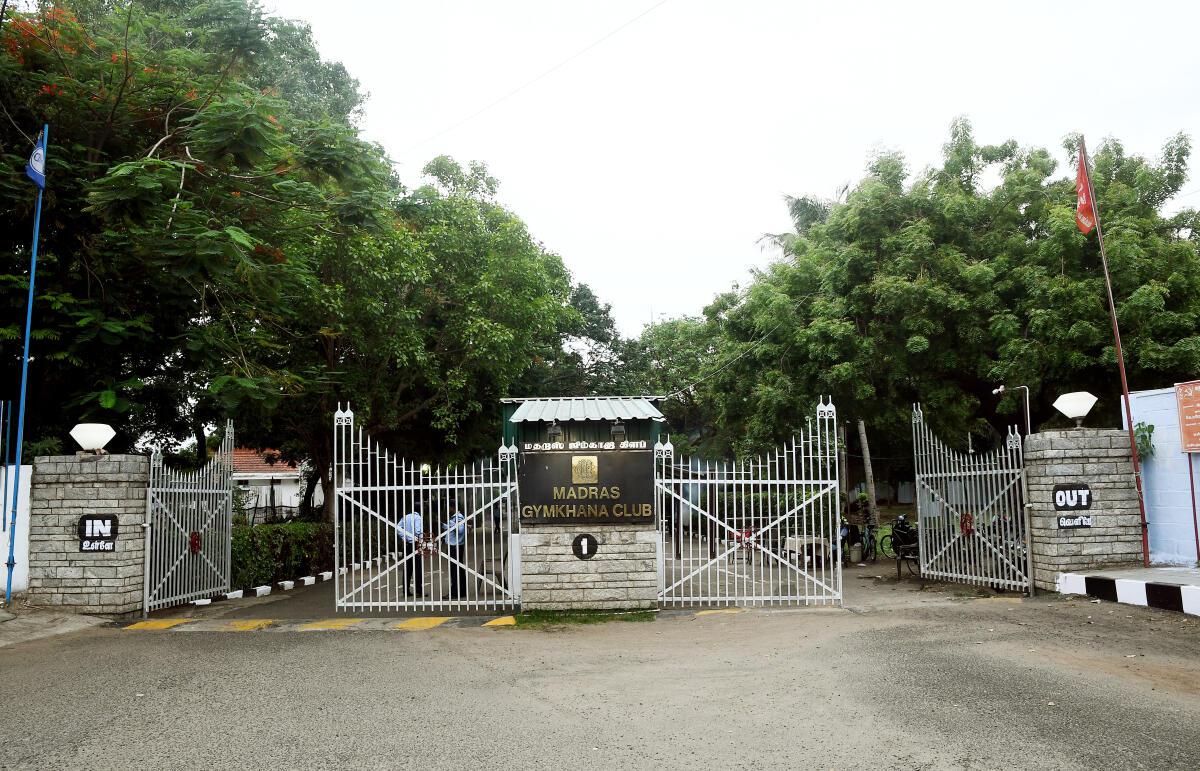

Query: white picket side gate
[[144, 421, 235, 614], [333, 406, 520, 613], [654, 398, 842, 607], [911, 405, 1032, 594]]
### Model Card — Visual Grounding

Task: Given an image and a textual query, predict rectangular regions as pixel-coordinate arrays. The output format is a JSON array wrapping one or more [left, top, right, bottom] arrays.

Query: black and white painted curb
[[191, 570, 335, 606], [1056, 573, 1200, 617]]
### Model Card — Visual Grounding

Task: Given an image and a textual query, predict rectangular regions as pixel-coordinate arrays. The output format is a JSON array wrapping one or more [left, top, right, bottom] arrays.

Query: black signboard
[[77, 514, 119, 552], [518, 450, 654, 524], [1053, 483, 1092, 511], [1054, 483, 1093, 529]]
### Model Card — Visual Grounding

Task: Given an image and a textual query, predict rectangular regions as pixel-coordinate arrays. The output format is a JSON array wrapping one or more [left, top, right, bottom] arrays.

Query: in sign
[[77, 514, 119, 552]]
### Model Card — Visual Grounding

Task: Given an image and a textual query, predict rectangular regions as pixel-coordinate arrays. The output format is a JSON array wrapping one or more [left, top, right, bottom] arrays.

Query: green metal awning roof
[[504, 396, 665, 423]]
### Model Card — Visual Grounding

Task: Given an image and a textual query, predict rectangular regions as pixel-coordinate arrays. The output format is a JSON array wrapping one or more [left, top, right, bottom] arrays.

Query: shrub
[[230, 522, 334, 590]]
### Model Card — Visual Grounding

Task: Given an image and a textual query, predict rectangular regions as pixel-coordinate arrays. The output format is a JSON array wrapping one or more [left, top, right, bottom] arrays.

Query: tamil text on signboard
[[518, 451, 653, 524], [1054, 483, 1093, 529]]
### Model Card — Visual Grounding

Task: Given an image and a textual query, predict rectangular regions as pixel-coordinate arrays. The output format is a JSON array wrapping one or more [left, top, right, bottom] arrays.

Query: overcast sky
[[266, 0, 1200, 337]]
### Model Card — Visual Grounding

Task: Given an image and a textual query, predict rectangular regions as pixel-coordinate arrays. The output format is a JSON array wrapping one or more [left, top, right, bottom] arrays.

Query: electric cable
[[405, 0, 670, 153]]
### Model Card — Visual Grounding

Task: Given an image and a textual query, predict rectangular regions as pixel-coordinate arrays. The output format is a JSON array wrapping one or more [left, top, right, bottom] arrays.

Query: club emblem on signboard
[[571, 455, 599, 484]]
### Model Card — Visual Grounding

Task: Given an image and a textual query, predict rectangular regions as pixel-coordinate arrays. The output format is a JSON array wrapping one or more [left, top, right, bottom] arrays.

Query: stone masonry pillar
[[520, 523, 659, 610], [1024, 429, 1143, 591], [25, 454, 149, 617]]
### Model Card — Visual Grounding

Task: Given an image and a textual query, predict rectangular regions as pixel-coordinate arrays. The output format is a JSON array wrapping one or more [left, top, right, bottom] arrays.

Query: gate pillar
[[25, 454, 150, 618], [519, 524, 659, 611], [1025, 429, 1143, 590]]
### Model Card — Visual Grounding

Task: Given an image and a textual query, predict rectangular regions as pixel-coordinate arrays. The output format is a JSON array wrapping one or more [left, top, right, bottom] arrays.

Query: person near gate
[[443, 497, 468, 599], [397, 509, 424, 596]]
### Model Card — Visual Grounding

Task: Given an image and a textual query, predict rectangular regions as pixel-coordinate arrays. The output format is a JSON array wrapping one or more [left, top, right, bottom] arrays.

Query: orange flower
[[230, 191, 241, 197], [111, 52, 119, 62]]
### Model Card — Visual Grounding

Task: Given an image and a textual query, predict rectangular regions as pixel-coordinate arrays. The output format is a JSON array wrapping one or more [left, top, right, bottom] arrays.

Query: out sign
[[77, 514, 119, 552], [1053, 484, 1092, 511]]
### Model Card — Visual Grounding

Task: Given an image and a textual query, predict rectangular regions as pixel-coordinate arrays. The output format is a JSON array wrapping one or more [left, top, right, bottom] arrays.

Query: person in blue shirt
[[397, 509, 424, 597], [443, 496, 468, 599]]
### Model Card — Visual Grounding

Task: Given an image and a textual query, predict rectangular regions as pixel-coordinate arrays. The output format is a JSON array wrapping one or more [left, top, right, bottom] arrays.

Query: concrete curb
[[191, 568, 337, 606], [1056, 572, 1200, 617]]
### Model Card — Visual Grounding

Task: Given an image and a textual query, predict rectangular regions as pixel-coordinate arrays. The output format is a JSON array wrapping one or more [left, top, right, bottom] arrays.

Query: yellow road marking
[[483, 616, 516, 627], [226, 619, 275, 631], [394, 617, 452, 631], [296, 618, 366, 631], [695, 608, 744, 616], [125, 619, 193, 630]]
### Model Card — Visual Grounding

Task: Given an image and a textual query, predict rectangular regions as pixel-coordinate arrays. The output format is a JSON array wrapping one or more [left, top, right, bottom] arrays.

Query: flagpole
[[5, 124, 48, 606], [1080, 138, 1151, 568]]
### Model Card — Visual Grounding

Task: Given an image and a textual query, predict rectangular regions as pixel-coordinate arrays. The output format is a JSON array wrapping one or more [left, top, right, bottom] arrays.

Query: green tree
[[0, 3, 585, 509], [634, 120, 1199, 465]]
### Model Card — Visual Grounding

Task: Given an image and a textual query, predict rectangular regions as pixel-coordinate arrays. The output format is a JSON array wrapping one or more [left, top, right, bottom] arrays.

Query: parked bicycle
[[879, 513, 913, 558], [839, 516, 878, 564], [860, 518, 878, 562], [881, 513, 921, 577]]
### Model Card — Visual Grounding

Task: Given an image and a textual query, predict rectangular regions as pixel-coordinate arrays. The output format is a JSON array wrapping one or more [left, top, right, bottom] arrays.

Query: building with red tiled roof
[[232, 448, 321, 523], [232, 447, 295, 475]]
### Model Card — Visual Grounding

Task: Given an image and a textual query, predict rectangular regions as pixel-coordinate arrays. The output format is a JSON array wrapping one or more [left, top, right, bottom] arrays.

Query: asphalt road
[[2, 569, 1199, 769]]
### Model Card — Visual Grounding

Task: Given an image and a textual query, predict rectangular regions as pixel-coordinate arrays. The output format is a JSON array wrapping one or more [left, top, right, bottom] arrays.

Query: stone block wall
[[1025, 429, 1143, 591], [25, 454, 149, 617], [520, 524, 658, 610]]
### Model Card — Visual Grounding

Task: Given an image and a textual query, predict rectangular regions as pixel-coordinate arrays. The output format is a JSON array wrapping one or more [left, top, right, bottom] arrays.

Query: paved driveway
[[2, 567, 1199, 769]]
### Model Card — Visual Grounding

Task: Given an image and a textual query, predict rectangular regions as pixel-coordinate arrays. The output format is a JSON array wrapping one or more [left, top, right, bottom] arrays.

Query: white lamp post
[[69, 423, 115, 454], [1052, 392, 1098, 428]]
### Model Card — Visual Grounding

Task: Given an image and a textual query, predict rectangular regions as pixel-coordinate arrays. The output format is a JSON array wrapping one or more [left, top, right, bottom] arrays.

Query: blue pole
[[2, 400, 11, 535], [5, 124, 48, 606]]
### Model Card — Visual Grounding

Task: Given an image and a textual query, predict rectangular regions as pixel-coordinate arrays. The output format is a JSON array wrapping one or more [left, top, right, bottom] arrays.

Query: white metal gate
[[911, 405, 1032, 593], [655, 399, 841, 607], [333, 406, 520, 613], [144, 421, 235, 613]]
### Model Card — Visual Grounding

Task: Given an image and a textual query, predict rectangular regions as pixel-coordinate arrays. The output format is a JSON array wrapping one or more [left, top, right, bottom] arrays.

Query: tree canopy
[[0, 1, 605, 513], [5, 3, 1197, 502], [631, 120, 1199, 464]]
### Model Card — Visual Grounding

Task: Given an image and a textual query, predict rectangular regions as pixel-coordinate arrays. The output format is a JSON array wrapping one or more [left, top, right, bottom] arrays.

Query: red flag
[[1076, 141, 1096, 234]]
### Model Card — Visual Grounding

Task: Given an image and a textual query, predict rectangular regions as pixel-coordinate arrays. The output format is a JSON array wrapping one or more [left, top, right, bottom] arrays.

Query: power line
[[665, 317, 788, 400], [404, 0, 670, 153]]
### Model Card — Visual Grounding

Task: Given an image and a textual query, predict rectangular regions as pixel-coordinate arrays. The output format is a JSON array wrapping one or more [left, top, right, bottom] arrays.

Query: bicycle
[[885, 513, 921, 577], [838, 517, 878, 564], [879, 513, 913, 559], [860, 519, 878, 562]]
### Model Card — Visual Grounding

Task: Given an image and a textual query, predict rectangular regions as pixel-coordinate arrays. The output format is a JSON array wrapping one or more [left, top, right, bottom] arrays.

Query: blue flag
[[25, 132, 45, 189]]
